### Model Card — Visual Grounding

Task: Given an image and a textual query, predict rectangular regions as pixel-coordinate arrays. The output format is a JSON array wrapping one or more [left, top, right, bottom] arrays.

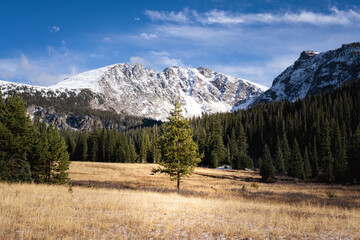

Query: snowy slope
[[254, 43, 360, 104], [50, 64, 118, 93], [49, 64, 267, 120], [0, 64, 267, 120], [0, 80, 48, 93]]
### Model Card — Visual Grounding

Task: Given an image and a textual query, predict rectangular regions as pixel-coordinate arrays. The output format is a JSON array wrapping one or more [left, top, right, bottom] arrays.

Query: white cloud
[[145, 7, 360, 26], [103, 37, 111, 42], [145, 9, 190, 23], [0, 50, 81, 86], [20, 54, 33, 70], [129, 51, 188, 71], [136, 6, 360, 86], [47, 46, 58, 56], [155, 25, 238, 44], [30, 72, 72, 86], [140, 33, 158, 39], [50, 26, 60, 32], [213, 54, 298, 87], [0, 59, 17, 79], [134, 17, 141, 21]]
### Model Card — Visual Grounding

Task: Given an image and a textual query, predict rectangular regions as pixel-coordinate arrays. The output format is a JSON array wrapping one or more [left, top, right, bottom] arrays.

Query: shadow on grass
[[194, 172, 258, 182], [233, 188, 360, 208], [71, 179, 359, 209], [71, 180, 208, 198]]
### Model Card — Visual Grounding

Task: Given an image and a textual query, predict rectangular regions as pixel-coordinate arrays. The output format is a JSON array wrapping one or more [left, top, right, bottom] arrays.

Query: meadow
[[1, 161, 359, 239]]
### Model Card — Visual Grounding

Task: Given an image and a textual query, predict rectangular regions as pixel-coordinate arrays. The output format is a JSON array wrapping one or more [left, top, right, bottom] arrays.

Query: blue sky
[[0, 0, 360, 87]]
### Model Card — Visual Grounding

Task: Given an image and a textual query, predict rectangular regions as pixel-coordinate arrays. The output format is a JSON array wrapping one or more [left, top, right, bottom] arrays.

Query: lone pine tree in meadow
[[152, 101, 201, 193]]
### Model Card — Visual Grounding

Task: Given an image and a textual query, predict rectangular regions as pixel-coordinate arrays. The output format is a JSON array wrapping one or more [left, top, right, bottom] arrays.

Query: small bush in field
[[326, 190, 337, 198], [68, 183, 73, 194], [251, 183, 259, 189]]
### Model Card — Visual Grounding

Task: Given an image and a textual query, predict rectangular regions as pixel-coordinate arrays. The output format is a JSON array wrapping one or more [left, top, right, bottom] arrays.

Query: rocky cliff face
[[50, 64, 267, 120], [0, 64, 267, 129], [254, 43, 360, 104]]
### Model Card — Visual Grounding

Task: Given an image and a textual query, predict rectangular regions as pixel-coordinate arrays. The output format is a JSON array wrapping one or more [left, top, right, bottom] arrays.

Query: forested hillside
[[0, 92, 70, 183], [191, 78, 360, 182], [60, 79, 360, 183]]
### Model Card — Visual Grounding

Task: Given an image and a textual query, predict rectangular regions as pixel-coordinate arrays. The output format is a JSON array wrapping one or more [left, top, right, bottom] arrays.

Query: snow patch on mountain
[[0, 64, 267, 120], [254, 43, 360, 104], [50, 64, 117, 93]]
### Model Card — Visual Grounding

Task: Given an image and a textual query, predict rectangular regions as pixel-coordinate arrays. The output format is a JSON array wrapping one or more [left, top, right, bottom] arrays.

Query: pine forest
[[1, 79, 360, 184]]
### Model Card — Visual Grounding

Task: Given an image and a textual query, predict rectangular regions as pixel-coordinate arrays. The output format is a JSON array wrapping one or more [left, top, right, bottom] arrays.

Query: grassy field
[[1, 162, 359, 239]]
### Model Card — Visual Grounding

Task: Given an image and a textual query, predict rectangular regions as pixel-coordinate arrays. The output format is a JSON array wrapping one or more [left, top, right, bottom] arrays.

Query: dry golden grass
[[0, 161, 359, 239]]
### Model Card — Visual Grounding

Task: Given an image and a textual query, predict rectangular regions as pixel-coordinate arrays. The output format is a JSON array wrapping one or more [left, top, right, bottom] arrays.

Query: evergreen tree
[[196, 125, 207, 158], [348, 126, 360, 181], [28, 122, 50, 183], [229, 129, 240, 169], [237, 122, 253, 169], [87, 129, 99, 162], [105, 128, 117, 162], [281, 133, 291, 173], [288, 138, 305, 179], [274, 137, 285, 173], [46, 123, 70, 184], [0, 94, 33, 182], [140, 132, 150, 163], [150, 127, 161, 163], [260, 144, 275, 181], [128, 138, 138, 163], [238, 153, 254, 169], [238, 122, 249, 154], [64, 130, 76, 160], [320, 120, 334, 182], [310, 136, 319, 177], [332, 124, 348, 182], [152, 101, 201, 193], [75, 132, 88, 161], [97, 127, 107, 162], [303, 147, 311, 178], [207, 117, 226, 168]]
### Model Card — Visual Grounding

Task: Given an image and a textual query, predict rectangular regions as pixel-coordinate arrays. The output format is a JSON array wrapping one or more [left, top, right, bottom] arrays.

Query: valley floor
[[1, 162, 359, 239]]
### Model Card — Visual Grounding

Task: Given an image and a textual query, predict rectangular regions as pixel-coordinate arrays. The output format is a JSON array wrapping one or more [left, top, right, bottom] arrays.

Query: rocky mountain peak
[[254, 43, 360, 104], [341, 42, 360, 49], [299, 50, 319, 60], [198, 67, 214, 78], [1, 63, 267, 121]]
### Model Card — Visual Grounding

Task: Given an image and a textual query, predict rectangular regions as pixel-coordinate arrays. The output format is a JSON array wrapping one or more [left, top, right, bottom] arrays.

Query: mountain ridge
[[0, 64, 267, 121], [1, 43, 360, 130], [253, 43, 360, 104]]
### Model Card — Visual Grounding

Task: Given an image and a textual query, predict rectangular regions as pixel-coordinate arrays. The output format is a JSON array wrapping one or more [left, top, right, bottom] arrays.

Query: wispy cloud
[[202, 7, 360, 26], [213, 54, 298, 87], [140, 33, 158, 39], [50, 25, 60, 32], [0, 48, 81, 86], [145, 7, 360, 26], [129, 51, 189, 71], [103, 37, 111, 42], [138, 6, 360, 85], [145, 9, 191, 23]]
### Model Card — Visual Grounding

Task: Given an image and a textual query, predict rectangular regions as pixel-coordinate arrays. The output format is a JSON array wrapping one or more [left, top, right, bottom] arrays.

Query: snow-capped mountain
[[0, 64, 267, 121], [254, 43, 360, 104]]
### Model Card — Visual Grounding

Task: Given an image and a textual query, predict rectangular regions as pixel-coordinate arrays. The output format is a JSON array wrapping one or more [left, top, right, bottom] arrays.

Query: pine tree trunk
[[177, 174, 180, 193], [177, 157, 180, 193]]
